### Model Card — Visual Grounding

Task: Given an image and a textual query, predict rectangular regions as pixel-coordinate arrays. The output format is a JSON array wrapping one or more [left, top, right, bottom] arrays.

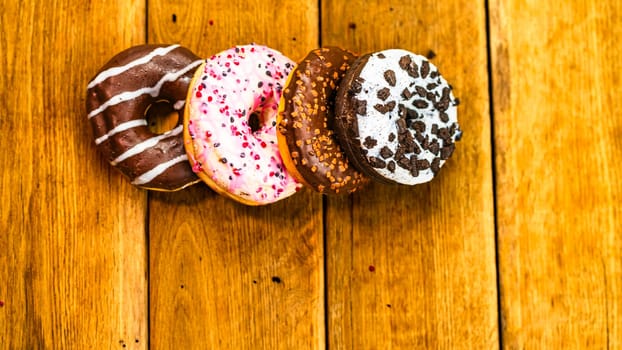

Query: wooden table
[[1, 0, 620, 348]]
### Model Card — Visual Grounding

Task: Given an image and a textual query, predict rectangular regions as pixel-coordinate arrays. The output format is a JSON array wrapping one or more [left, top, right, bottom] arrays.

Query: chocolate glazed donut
[[277, 47, 368, 194], [86, 44, 202, 191]]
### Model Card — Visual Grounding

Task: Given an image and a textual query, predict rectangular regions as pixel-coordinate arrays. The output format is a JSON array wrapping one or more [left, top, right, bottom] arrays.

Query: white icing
[[87, 60, 202, 119], [111, 125, 183, 166], [355, 49, 459, 185], [94, 119, 147, 145], [131, 154, 188, 185], [173, 99, 185, 110], [87, 44, 180, 89]]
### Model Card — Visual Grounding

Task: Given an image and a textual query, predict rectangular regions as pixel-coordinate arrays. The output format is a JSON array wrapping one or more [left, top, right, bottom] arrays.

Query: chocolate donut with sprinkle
[[277, 47, 368, 194]]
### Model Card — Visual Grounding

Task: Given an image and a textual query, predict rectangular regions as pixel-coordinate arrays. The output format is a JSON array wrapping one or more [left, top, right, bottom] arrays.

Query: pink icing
[[186, 44, 302, 204]]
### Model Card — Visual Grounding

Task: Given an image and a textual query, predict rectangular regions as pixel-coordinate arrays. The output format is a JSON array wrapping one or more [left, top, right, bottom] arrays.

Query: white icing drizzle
[[173, 99, 185, 110], [94, 119, 148, 145], [131, 154, 188, 185], [110, 125, 183, 166], [87, 60, 203, 119], [87, 44, 180, 89]]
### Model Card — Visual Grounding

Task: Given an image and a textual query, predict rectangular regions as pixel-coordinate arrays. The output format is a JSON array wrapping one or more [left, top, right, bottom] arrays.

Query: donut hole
[[248, 93, 279, 134], [248, 111, 261, 133], [145, 100, 179, 134]]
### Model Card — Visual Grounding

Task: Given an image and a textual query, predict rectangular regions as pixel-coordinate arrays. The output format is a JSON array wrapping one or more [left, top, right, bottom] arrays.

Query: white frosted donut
[[184, 44, 302, 205], [335, 49, 462, 185]]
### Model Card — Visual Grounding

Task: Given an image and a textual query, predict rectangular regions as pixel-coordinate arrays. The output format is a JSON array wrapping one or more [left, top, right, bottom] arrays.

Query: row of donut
[[86, 43, 461, 205]]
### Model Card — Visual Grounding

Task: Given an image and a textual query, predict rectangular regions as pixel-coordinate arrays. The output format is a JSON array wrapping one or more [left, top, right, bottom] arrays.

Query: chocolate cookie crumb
[[406, 61, 419, 78], [438, 127, 450, 141], [422, 135, 430, 150], [426, 83, 438, 90], [398, 104, 407, 118], [399, 55, 412, 70], [426, 92, 437, 103], [379, 146, 393, 159], [431, 158, 441, 174], [384, 70, 397, 86], [449, 123, 457, 135], [394, 147, 405, 162], [350, 77, 364, 94], [416, 159, 430, 170], [414, 132, 425, 144], [374, 101, 396, 114], [420, 60, 430, 79], [406, 108, 419, 121], [397, 156, 411, 170], [401, 88, 413, 99], [440, 144, 455, 160], [429, 139, 440, 155], [402, 132, 416, 153], [396, 118, 407, 133], [412, 120, 426, 133], [385, 101, 396, 112], [369, 156, 387, 168], [355, 99, 367, 115], [387, 161, 396, 172], [377, 87, 391, 101], [413, 100, 429, 109], [412, 142, 421, 154], [415, 86, 427, 97], [363, 136, 377, 149]]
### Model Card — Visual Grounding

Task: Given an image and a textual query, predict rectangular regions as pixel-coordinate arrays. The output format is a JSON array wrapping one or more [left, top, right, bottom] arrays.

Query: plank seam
[[322, 195, 329, 350], [318, 0, 323, 47], [348, 194, 354, 349], [319, 1, 328, 349], [145, 0, 149, 44], [145, 193, 152, 350], [145, 1, 151, 349], [484, 0, 503, 348], [602, 258, 610, 349]]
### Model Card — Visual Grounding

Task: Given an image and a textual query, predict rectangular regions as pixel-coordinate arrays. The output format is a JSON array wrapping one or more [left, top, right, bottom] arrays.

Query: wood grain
[[0, 1, 148, 349], [147, 1, 324, 348], [322, 1, 499, 349], [490, 1, 622, 348]]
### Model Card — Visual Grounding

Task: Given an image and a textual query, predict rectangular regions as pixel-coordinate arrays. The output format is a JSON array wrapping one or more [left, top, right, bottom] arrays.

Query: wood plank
[[0, 1, 148, 348], [147, 1, 323, 349], [322, 1, 498, 349], [490, 1, 621, 348]]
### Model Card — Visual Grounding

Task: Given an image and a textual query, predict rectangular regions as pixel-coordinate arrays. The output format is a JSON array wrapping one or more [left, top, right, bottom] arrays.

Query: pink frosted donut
[[183, 44, 302, 205]]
